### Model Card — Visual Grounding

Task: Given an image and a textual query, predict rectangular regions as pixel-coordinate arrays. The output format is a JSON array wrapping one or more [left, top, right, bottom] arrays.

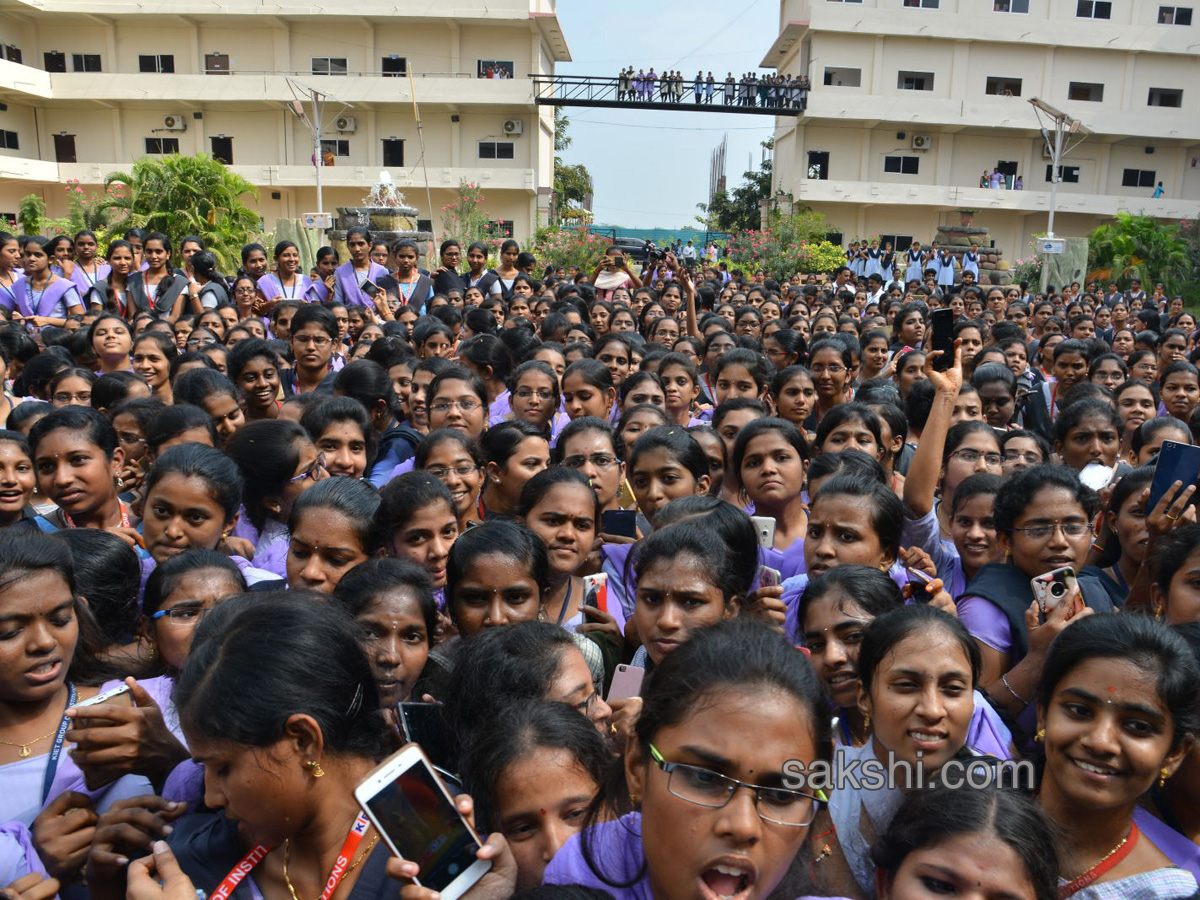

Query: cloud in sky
[[554, 0, 779, 229]]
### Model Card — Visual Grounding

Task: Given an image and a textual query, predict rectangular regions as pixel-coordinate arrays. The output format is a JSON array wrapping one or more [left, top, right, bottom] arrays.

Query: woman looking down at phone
[[544, 619, 834, 900], [957, 465, 1116, 724], [156, 594, 396, 900]]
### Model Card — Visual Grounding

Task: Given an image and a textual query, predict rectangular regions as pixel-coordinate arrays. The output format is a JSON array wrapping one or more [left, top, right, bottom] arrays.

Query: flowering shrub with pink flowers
[[440, 181, 494, 248], [724, 210, 841, 280], [531, 226, 613, 274], [17, 180, 119, 237]]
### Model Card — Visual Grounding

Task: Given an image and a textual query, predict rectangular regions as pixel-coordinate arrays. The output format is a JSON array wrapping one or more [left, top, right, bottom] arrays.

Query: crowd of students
[[0, 223, 1195, 900]]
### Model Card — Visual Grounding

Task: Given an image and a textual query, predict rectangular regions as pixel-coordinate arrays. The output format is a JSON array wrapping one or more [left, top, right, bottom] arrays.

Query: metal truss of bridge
[[531, 75, 802, 117]]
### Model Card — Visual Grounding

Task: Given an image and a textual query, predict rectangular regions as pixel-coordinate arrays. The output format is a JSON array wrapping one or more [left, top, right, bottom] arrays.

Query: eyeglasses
[[53, 392, 92, 405], [150, 605, 213, 624], [429, 400, 481, 414], [294, 334, 332, 347], [1002, 449, 1043, 465], [1009, 520, 1094, 540], [810, 364, 845, 375], [288, 452, 328, 485], [426, 463, 480, 479], [948, 448, 1003, 467], [562, 453, 619, 470], [185, 338, 216, 349], [647, 744, 819, 827], [571, 689, 602, 717], [515, 388, 555, 401]]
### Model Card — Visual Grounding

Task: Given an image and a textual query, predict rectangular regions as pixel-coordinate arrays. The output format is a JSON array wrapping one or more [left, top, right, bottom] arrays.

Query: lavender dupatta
[[8, 277, 82, 317], [335, 261, 389, 307]]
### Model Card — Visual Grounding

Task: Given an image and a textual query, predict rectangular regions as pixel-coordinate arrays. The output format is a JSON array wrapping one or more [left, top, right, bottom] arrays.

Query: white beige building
[[0, 0, 569, 241], [762, 0, 1200, 262]]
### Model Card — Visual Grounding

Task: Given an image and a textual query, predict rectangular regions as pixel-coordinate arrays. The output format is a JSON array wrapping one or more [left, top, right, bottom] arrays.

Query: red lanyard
[[1058, 822, 1138, 898], [211, 812, 371, 900], [63, 500, 130, 530]]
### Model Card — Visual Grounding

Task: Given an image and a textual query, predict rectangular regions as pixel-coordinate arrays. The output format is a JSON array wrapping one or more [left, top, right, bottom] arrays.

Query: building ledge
[[794, 178, 1200, 218]]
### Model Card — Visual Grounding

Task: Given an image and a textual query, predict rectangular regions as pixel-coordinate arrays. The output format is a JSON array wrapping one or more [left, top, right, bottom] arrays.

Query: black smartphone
[[397, 702, 454, 774], [930, 308, 955, 371], [602, 508, 638, 538], [1148, 440, 1200, 513]]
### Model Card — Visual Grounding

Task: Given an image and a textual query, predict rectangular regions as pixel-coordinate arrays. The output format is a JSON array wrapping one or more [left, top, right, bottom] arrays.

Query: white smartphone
[[355, 745, 490, 900], [750, 515, 777, 549], [1030, 566, 1078, 620], [607, 663, 645, 702]]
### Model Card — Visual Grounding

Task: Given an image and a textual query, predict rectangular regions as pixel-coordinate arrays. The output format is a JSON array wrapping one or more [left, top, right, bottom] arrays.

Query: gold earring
[[863, 713, 871, 732], [147, 645, 156, 660], [306, 760, 325, 778], [629, 792, 639, 807], [1159, 766, 1170, 789], [1034, 729, 1045, 743]]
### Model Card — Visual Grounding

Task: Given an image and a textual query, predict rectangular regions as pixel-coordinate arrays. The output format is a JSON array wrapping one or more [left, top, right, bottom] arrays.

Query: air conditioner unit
[[911, 134, 931, 150], [502, 119, 524, 136], [162, 114, 188, 131], [335, 116, 357, 133]]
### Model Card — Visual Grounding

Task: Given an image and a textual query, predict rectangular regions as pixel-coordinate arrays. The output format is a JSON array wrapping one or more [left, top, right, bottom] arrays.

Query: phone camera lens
[[1049, 582, 1067, 599]]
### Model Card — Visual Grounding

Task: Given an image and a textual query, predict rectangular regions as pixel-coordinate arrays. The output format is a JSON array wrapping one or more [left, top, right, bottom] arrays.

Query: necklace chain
[[0, 729, 59, 758], [282, 831, 378, 900]]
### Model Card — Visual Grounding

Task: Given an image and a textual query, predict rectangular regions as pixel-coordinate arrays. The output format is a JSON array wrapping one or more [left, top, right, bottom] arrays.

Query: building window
[[1045, 164, 1081, 182], [205, 53, 231, 74], [486, 220, 515, 237], [138, 54, 175, 73], [71, 54, 101, 72], [994, 0, 1030, 11], [311, 57, 348, 76], [320, 139, 350, 157], [898, 71, 935, 91], [1076, 0, 1111, 16], [1159, 5, 1193, 22], [0, 213, 14, 227], [4, 45, 21, 64], [903, 0, 940, 7], [823, 66, 862, 87], [884, 155, 920, 175], [1148, 87, 1183, 107], [381, 56, 407, 77], [0, 131, 18, 150], [43, 52, 66, 73], [477, 60, 514, 78], [881, 233, 915, 250], [382, 139, 405, 167], [1068, 81, 1104, 101], [808, 151, 830, 180], [478, 141, 515, 160], [145, 137, 179, 154], [986, 76, 1023, 96], [1122, 168, 1157, 187]]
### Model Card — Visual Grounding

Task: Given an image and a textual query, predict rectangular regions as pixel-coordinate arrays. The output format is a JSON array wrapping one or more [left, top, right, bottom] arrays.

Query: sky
[[554, 0, 779, 229]]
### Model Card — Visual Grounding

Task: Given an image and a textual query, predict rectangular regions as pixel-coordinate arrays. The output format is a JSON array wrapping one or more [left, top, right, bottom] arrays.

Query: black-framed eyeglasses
[[647, 744, 820, 827], [288, 452, 328, 485], [948, 448, 1003, 467]]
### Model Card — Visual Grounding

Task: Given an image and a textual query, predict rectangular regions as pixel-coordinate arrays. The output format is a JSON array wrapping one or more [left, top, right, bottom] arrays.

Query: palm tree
[[102, 153, 261, 271], [1089, 212, 1190, 293]]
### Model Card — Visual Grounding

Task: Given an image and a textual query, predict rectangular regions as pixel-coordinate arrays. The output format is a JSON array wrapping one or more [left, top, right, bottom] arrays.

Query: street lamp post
[[1028, 98, 1092, 294]]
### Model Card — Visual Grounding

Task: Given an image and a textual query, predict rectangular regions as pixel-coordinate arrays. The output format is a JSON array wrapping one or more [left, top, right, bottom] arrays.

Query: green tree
[[1087, 211, 1191, 294], [552, 108, 593, 224], [696, 138, 773, 232], [101, 153, 261, 271]]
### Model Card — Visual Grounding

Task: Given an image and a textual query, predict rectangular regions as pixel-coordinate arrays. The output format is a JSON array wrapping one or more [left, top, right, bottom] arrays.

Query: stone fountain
[[328, 173, 435, 267]]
